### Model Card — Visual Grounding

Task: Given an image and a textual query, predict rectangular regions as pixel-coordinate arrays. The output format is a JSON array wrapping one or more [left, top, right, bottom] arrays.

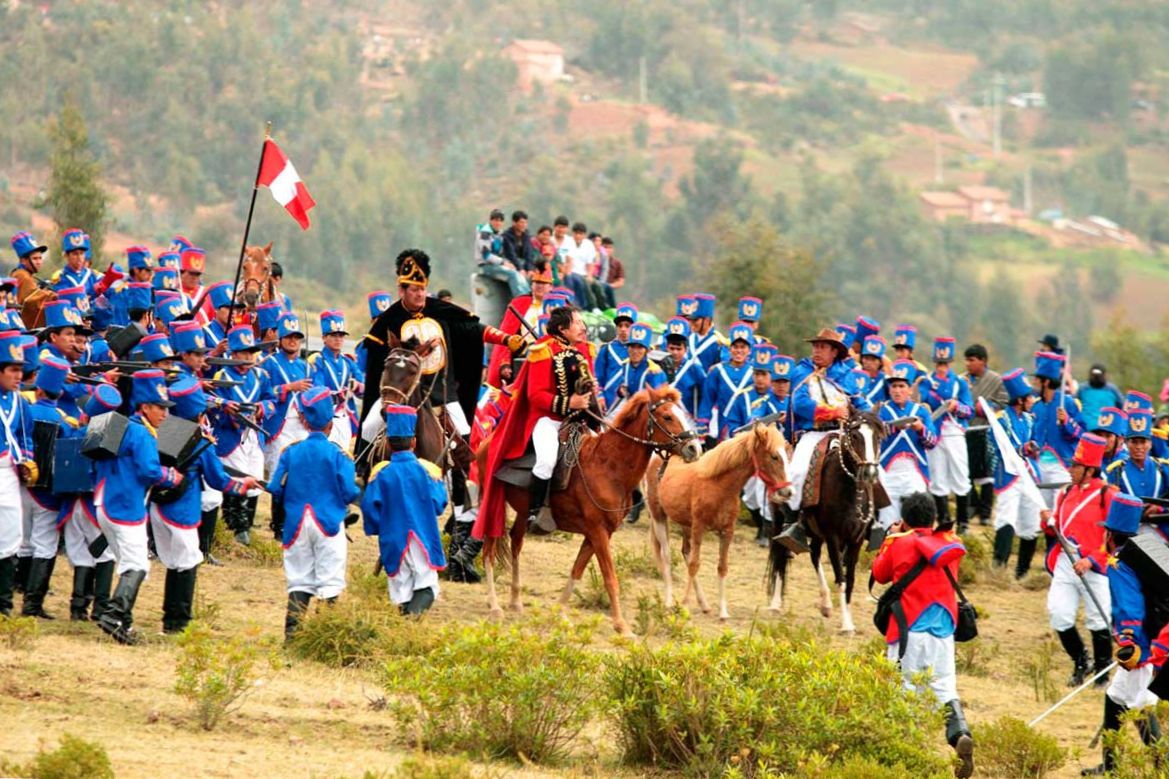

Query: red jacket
[[485, 295, 540, 387], [472, 336, 594, 539], [872, 527, 966, 645], [1044, 479, 1114, 575]]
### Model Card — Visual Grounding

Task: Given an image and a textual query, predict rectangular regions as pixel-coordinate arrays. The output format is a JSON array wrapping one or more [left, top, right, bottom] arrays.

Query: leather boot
[[164, 568, 197, 634], [626, 489, 644, 524], [14, 555, 31, 594], [1082, 695, 1124, 776], [0, 556, 15, 616], [978, 483, 994, 525], [401, 586, 435, 617], [1015, 537, 1038, 580], [269, 500, 285, 541], [757, 518, 773, 548], [284, 591, 312, 642], [1091, 629, 1113, 687], [1057, 628, 1089, 686], [181, 567, 198, 631], [747, 508, 763, 529], [526, 476, 556, 535], [447, 523, 482, 584], [161, 568, 181, 633], [91, 560, 115, 622], [98, 569, 147, 645], [992, 526, 1015, 567], [944, 699, 974, 779], [955, 494, 970, 535], [70, 566, 95, 620], [198, 508, 221, 563], [21, 557, 56, 619], [934, 495, 951, 526]]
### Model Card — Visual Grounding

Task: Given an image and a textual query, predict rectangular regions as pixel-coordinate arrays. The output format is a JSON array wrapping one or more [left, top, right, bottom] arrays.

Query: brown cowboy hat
[[805, 327, 850, 358]]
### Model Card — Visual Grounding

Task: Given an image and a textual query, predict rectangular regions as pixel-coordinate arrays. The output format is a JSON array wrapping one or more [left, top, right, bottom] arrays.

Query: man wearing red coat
[[873, 491, 974, 778], [473, 306, 595, 540], [485, 261, 554, 388]]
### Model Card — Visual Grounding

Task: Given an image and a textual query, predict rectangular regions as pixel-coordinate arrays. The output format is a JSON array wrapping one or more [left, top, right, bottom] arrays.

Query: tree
[[45, 97, 109, 262]]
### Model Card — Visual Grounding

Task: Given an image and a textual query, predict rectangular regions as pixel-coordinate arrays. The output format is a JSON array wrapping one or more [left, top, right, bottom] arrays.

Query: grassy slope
[[1, 501, 1110, 778]]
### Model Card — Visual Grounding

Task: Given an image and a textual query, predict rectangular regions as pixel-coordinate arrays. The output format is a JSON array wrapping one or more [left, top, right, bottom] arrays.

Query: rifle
[[207, 397, 264, 433], [200, 377, 243, 389], [73, 361, 154, 376], [206, 357, 251, 368], [886, 415, 921, 430]]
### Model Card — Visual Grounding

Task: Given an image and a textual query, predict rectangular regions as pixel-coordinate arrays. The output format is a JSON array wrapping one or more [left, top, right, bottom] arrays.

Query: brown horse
[[765, 408, 886, 633], [240, 242, 277, 309], [646, 423, 792, 619], [477, 386, 701, 633]]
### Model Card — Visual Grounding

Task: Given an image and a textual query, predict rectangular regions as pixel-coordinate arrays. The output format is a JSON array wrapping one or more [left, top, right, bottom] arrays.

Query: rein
[[834, 417, 882, 536]]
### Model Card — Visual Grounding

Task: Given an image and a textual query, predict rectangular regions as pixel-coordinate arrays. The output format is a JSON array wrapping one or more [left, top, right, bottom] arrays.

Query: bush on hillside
[[0, 733, 113, 779], [975, 716, 1065, 778], [606, 631, 950, 777]]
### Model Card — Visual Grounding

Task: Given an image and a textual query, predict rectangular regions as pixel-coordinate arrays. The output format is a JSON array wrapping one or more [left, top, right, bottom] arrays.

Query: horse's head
[[751, 423, 792, 500], [638, 386, 701, 463], [240, 242, 273, 307], [841, 407, 885, 484], [381, 347, 422, 406]]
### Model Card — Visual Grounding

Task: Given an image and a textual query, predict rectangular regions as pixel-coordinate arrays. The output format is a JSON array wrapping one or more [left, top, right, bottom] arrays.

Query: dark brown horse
[[766, 407, 886, 633], [476, 386, 701, 633]]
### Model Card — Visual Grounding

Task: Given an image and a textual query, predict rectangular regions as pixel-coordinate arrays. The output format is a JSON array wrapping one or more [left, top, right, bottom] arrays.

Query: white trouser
[[328, 409, 353, 454], [265, 411, 308, 477], [1047, 553, 1111, 632], [786, 430, 831, 511], [63, 502, 114, 566], [0, 461, 22, 558], [283, 515, 347, 599], [444, 401, 471, 436], [742, 476, 772, 521], [223, 429, 264, 479], [1037, 458, 1070, 509], [20, 488, 59, 559], [149, 505, 203, 572], [927, 425, 970, 496], [877, 458, 929, 530], [993, 479, 1044, 539], [387, 536, 441, 605], [532, 416, 562, 480], [95, 506, 150, 576], [201, 484, 223, 512], [1107, 665, 1159, 711], [887, 631, 959, 705]]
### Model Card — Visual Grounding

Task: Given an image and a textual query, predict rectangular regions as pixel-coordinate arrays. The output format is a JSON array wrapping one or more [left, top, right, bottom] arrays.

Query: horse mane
[[611, 385, 682, 429], [696, 424, 784, 478]]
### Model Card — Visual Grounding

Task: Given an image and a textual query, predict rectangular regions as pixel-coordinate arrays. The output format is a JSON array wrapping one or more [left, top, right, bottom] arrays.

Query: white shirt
[[563, 237, 597, 277]]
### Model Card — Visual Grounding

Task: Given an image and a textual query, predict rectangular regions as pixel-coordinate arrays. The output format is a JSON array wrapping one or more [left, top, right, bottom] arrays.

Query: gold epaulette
[[585, 341, 598, 358], [715, 332, 730, 346], [1154, 427, 1168, 441], [307, 352, 321, 366], [527, 341, 552, 362], [364, 333, 385, 346], [20, 389, 35, 402], [1106, 460, 1124, 473], [647, 361, 662, 374], [369, 460, 390, 480], [418, 458, 443, 481]]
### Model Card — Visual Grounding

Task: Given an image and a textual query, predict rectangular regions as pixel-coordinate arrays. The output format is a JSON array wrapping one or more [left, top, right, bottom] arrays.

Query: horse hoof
[[719, 613, 730, 622], [613, 621, 632, 636], [489, 607, 504, 620], [819, 606, 832, 618], [509, 603, 524, 615], [840, 628, 856, 636], [767, 605, 781, 613]]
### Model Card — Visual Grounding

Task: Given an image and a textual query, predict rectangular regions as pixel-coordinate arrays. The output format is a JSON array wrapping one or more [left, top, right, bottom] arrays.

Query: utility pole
[[639, 56, 647, 104]]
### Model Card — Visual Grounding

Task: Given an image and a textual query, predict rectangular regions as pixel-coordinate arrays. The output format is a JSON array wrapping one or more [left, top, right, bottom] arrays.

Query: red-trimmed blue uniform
[[94, 414, 181, 526]]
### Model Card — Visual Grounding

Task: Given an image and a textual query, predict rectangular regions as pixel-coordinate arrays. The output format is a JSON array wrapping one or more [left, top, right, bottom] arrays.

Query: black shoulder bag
[[943, 567, 979, 643]]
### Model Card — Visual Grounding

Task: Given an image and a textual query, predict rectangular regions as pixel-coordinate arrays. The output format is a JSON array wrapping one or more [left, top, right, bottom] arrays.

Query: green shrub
[[387, 753, 502, 779], [633, 592, 697, 642], [289, 599, 439, 668], [175, 621, 269, 730], [1021, 638, 1061, 703], [382, 611, 601, 764], [955, 637, 1000, 677], [958, 531, 992, 586], [606, 632, 950, 776], [0, 733, 114, 779], [212, 522, 282, 567], [0, 614, 39, 650], [975, 716, 1065, 778], [725, 752, 951, 778], [1102, 701, 1169, 778], [574, 561, 629, 611]]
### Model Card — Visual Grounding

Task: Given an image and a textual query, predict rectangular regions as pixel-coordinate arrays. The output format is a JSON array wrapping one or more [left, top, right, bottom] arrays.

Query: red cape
[[485, 295, 535, 387]]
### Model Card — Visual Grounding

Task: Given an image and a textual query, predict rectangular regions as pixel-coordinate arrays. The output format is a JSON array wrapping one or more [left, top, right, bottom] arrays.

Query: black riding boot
[[70, 566, 95, 620], [992, 526, 1015, 567], [447, 522, 482, 584], [163, 568, 197, 634], [0, 555, 15, 616], [747, 508, 763, 529], [1057, 628, 1090, 686], [199, 509, 222, 565], [627, 489, 644, 524], [1082, 695, 1125, 776], [269, 500, 285, 542], [1015, 537, 1038, 580], [401, 586, 435, 617], [1091, 629, 1113, 687], [91, 560, 115, 622], [161, 568, 181, 633], [757, 517, 773, 548], [284, 591, 312, 642], [21, 557, 56, 619], [14, 555, 31, 594], [934, 495, 950, 527], [527, 477, 555, 535], [955, 493, 970, 535], [98, 569, 147, 645], [978, 483, 994, 525], [944, 699, 975, 779]]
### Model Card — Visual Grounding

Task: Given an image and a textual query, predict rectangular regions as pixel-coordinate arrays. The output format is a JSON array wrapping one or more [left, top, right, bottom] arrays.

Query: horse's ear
[[263, 241, 274, 256]]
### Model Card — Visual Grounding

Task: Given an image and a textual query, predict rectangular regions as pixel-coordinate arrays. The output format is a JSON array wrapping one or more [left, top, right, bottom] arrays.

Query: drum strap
[[0, 392, 21, 462]]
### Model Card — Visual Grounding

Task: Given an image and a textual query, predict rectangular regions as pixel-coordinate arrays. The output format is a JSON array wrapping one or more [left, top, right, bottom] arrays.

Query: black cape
[[360, 298, 486, 428]]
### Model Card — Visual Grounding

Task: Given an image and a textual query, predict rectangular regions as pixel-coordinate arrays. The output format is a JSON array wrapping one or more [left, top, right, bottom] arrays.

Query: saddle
[[800, 433, 840, 510], [495, 420, 588, 492]]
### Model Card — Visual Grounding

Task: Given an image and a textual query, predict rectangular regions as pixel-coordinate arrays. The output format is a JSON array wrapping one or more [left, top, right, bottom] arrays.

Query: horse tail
[[765, 536, 784, 598]]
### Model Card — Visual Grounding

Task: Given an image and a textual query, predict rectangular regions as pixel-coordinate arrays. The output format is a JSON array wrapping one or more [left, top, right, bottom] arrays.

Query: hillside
[[2, 0, 1169, 370]]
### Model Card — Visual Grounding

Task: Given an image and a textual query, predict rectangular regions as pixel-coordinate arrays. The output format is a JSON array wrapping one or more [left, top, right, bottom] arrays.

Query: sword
[[1028, 661, 1118, 726], [506, 304, 540, 342], [733, 412, 782, 435], [1051, 521, 1114, 635]]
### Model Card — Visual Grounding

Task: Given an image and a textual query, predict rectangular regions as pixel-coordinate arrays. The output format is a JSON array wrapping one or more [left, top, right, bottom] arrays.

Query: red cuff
[[813, 405, 842, 424], [482, 326, 509, 346]]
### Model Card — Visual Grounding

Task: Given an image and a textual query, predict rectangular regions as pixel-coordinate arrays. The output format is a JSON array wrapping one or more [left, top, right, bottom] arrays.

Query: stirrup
[[527, 507, 557, 536], [777, 522, 809, 555]]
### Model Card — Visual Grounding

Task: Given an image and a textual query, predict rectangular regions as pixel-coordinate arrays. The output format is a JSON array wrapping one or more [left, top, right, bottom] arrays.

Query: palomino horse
[[477, 386, 701, 634], [646, 423, 792, 619], [766, 408, 886, 633]]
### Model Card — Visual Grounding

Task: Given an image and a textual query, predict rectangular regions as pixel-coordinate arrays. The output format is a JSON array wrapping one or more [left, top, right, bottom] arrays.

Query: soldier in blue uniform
[[1029, 350, 1084, 508], [738, 296, 765, 340], [698, 321, 755, 442], [270, 387, 360, 640], [362, 404, 449, 616], [202, 282, 236, 357], [151, 377, 254, 634], [859, 335, 889, 405], [744, 345, 783, 546], [211, 326, 273, 546], [255, 301, 282, 349], [94, 370, 184, 644], [170, 322, 210, 380], [923, 337, 975, 532], [353, 291, 392, 380], [769, 354, 794, 422], [37, 301, 90, 421], [596, 303, 636, 408], [1093, 406, 1129, 471], [262, 313, 312, 540], [1124, 391, 1169, 461], [616, 322, 665, 401], [988, 368, 1044, 576], [309, 310, 363, 453], [663, 316, 705, 421], [54, 229, 97, 298], [876, 360, 938, 531], [0, 330, 33, 616], [1107, 409, 1168, 500], [686, 293, 725, 372], [153, 294, 186, 337], [853, 316, 880, 363]]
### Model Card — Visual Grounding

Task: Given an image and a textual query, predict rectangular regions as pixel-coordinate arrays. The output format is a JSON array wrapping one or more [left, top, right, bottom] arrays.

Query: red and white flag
[[257, 139, 316, 230]]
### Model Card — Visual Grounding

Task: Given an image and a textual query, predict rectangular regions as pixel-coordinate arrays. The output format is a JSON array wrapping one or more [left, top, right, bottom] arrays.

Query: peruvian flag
[[257, 139, 316, 230]]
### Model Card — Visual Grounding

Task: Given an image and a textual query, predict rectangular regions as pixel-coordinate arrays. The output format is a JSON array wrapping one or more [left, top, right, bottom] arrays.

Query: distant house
[[503, 39, 564, 91], [919, 186, 1013, 225]]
